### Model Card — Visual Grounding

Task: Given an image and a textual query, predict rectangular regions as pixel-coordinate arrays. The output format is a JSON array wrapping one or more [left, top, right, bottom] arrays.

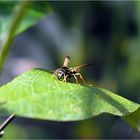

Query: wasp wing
[[71, 64, 93, 73], [50, 70, 56, 73], [63, 56, 71, 67], [50, 68, 61, 73]]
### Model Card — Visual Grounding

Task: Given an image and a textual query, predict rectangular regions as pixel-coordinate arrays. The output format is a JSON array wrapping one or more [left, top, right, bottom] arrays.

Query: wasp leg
[[52, 69, 60, 78], [52, 72, 58, 78], [52, 72, 57, 77], [72, 74, 79, 84], [75, 73, 87, 85], [62, 75, 68, 82]]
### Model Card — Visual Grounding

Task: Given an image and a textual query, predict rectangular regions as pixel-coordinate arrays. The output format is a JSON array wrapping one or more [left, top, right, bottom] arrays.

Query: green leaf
[[0, 2, 52, 39], [123, 107, 140, 131], [0, 1, 53, 74], [0, 69, 139, 121]]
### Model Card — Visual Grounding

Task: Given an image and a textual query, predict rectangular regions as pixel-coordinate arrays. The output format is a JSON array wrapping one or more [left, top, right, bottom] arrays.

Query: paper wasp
[[52, 56, 92, 84]]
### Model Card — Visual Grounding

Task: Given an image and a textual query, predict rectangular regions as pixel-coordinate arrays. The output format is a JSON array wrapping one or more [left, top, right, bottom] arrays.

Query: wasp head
[[56, 69, 66, 80]]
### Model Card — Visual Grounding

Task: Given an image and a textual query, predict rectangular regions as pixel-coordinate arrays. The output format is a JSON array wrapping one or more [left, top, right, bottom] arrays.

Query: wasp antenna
[[63, 56, 71, 67]]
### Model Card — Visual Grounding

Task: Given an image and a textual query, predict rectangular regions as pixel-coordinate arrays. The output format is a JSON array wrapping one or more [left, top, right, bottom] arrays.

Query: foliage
[[123, 108, 140, 131], [0, 1, 52, 73]]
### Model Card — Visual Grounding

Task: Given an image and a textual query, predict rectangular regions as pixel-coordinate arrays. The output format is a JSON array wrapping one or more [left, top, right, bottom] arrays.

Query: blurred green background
[[0, 1, 140, 139]]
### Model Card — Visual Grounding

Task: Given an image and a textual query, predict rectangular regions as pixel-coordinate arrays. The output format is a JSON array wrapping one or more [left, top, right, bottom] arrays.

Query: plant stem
[[0, 1, 29, 75], [0, 114, 16, 137]]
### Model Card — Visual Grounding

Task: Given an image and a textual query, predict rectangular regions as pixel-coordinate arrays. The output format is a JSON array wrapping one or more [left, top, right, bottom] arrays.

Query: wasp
[[52, 56, 92, 84]]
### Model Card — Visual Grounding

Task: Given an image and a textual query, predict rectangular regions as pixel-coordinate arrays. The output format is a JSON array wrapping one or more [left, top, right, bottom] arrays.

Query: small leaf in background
[[0, 1, 54, 74], [0, 69, 139, 121], [0, 1, 53, 40]]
